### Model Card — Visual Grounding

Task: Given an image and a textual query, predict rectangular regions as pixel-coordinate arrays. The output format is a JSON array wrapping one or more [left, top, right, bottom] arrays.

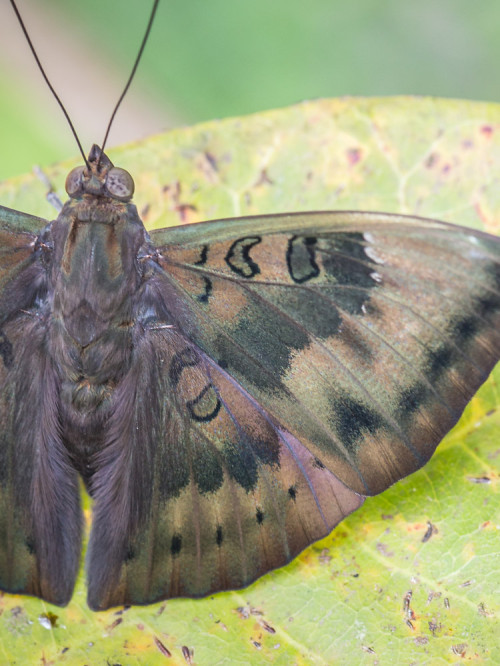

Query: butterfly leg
[[33, 165, 63, 212]]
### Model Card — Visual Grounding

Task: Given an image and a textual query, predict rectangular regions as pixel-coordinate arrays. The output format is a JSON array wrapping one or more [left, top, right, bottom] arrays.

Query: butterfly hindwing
[[0, 205, 82, 606], [87, 326, 363, 610], [151, 211, 500, 496]]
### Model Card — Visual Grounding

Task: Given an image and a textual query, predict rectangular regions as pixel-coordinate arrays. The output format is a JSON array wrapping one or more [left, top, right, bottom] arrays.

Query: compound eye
[[105, 167, 135, 201], [65, 166, 85, 198]]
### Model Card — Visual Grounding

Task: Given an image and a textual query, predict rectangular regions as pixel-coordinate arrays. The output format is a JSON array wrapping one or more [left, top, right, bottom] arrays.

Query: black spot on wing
[[223, 440, 258, 492], [225, 236, 262, 278], [25, 537, 35, 556], [427, 345, 454, 382], [397, 383, 428, 419], [288, 485, 297, 501], [191, 435, 224, 494], [256, 508, 264, 524], [478, 292, 500, 318], [287, 236, 320, 283], [222, 427, 281, 492], [0, 332, 13, 369], [452, 314, 479, 342], [171, 534, 182, 556], [216, 525, 223, 546], [331, 394, 383, 454], [313, 457, 325, 469]]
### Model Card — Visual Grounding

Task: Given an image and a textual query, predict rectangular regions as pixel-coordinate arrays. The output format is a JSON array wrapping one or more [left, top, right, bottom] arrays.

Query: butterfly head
[[65, 144, 135, 203]]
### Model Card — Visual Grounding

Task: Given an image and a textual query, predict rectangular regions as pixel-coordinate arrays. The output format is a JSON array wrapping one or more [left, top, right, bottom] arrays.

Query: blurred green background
[[1, 0, 499, 180]]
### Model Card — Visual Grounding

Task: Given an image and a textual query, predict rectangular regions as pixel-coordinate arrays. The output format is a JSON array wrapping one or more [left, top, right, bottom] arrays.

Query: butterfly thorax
[[39, 152, 159, 478]]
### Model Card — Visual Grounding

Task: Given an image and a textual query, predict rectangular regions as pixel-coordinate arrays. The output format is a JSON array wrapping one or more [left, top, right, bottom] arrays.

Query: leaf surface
[[0, 96, 498, 664]]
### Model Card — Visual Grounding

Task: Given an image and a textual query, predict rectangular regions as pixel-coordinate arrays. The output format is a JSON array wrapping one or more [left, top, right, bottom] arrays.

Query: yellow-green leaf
[[0, 97, 498, 665]]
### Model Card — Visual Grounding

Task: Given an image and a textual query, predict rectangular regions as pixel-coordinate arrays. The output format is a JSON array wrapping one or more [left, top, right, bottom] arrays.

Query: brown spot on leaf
[[254, 169, 274, 187], [154, 636, 172, 657], [376, 542, 394, 557], [106, 617, 122, 631], [425, 153, 438, 168], [467, 476, 491, 484], [261, 620, 276, 634], [182, 646, 194, 664], [414, 636, 429, 646], [346, 147, 362, 165], [428, 620, 441, 635], [451, 643, 468, 657], [39, 611, 58, 628], [319, 548, 332, 564]]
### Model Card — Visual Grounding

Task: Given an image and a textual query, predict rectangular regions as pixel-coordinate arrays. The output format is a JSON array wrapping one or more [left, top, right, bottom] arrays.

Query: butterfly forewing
[[152, 212, 500, 496]]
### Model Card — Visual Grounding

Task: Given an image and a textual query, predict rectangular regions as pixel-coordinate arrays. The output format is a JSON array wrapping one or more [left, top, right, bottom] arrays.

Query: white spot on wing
[[364, 246, 386, 265]]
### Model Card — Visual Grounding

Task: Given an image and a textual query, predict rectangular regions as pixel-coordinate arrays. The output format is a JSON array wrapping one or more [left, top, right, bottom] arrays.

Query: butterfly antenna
[[98, 0, 160, 164], [9, 0, 89, 169]]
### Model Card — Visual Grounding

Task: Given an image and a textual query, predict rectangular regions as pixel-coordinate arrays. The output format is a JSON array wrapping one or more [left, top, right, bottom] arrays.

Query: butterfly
[[0, 142, 498, 611], [1, 0, 499, 612]]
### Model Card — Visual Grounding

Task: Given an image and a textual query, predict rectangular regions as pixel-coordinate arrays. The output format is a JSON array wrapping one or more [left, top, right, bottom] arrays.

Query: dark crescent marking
[[169, 347, 200, 386], [186, 384, 221, 422], [225, 236, 262, 278], [196, 276, 212, 303], [286, 235, 320, 283], [194, 245, 208, 266]]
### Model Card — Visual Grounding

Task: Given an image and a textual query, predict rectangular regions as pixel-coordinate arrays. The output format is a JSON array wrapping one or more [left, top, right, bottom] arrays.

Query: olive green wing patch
[[152, 211, 500, 496], [86, 328, 362, 610]]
